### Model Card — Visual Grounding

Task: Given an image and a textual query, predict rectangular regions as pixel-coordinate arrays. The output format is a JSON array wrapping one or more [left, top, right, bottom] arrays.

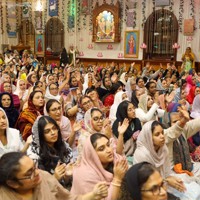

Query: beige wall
[[0, 0, 200, 62]]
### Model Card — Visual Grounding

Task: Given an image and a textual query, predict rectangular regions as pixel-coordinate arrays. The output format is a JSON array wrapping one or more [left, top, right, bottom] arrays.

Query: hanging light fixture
[[36, 0, 43, 11]]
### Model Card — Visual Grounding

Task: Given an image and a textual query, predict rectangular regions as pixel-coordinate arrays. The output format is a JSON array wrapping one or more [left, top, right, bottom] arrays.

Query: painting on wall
[[49, 0, 58, 17], [7, 0, 17, 37], [96, 11, 115, 42], [124, 30, 139, 58], [80, 0, 90, 14], [35, 34, 44, 55]]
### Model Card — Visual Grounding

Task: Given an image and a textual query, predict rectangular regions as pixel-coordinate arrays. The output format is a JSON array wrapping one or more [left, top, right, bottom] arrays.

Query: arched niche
[[45, 17, 64, 55], [143, 9, 178, 61], [19, 20, 35, 50], [92, 2, 120, 43]]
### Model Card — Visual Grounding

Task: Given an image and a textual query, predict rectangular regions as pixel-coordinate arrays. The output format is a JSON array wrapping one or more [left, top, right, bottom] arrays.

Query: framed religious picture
[[80, 0, 90, 14], [35, 34, 44, 55], [124, 30, 139, 58], [92, 2, 120, 43]]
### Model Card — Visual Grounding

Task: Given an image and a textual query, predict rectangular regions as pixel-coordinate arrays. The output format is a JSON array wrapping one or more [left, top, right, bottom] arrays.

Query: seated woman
[[112, 101, 142, 157], [135, 92, 165, 124], [27, 116, 73, 187], [45, 83, 62, 103], [0, 108, 31, 157], [85, 87, 104, 111], [0, 81, 20, 110], [134, 120, 189, 195], [109, 91, 128, 124], [0, 92, 19, 128], [45, 99, 74, 145], [26, 71, 37, 89], [16, 91, 44, 141], [118, 162, 167, 200], [78, 106, 128, 158], [14, 79, 29, 103], [71, 133, 128, 200]]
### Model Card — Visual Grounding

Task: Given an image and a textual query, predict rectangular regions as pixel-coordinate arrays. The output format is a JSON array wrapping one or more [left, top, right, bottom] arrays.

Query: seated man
[[166, 110, 200, 177], [0, 152, 108, 200]]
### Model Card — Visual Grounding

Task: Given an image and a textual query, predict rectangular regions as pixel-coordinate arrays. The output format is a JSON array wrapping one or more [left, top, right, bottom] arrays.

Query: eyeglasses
[[141, 180, 167, 196], [4, 85, 11, 88], [50, 106, 61, 112], [92, 116, 104, 122], [16, 160, 38, 181], [50, 87, 58, 91], [82, 100, 92, 106]]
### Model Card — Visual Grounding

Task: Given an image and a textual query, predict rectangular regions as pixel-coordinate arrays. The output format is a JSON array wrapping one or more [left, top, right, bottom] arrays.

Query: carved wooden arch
[[92, 2, 120, 43], [19, 20, 35, 49], [143, 9, 178, 60], [45, 17, 64, 54]]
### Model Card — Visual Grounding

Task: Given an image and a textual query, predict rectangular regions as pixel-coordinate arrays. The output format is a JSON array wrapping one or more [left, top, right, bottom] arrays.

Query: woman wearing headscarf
[[14, 79, 28, 102], [77, 106, 127, 160], [0, 92, 19, 128], [103, 82, 123, 116], [112, 101, 142, 156], [0, 82, 20, 110], [190, 94, 200, 119], [118, 162, 167, 200], [77, 107, 109, 161], [135, 93, 165, 124], [15, 91, 44, 141], [119, 72, 128, 88], [45, 99, 73, 143], [45, 83, 61, 102], [27, 116, 73, 187], [134, 120, 187, 194], [71, 133, 128, 200], [109, 91, 128, 124], [26, 71, 37, 89], [131, 90, 141, 108]]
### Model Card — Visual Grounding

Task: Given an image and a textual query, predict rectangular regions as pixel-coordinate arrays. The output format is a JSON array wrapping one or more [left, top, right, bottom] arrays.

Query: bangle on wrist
[[111, 182, 121, 187], [112, 178, 122, 184]]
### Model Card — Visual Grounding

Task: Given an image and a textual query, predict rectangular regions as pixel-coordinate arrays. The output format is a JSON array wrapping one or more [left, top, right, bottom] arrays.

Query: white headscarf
[[45, 85, 61, 102], [119, 72, 127, 86], [190, 94, 200, 119], [109, 91, 127, 123], [82, 73, 89, 95], [14, 79, 28, 101]]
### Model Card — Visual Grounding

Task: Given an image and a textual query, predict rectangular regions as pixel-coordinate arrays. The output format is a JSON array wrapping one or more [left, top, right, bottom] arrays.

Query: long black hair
[[118, 162, 157, 200], [38, 116, 71, 172]]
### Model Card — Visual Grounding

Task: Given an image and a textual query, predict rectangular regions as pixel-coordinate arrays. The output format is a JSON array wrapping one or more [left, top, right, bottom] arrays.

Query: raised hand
[[113, 158, 128, 182], [54, 162, 67, 181], [73, 120, 83, 132], [118, 118, 129, 135]]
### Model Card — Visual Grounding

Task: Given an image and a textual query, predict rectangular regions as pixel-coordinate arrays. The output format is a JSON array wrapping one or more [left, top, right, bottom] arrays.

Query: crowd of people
[[0, 47, 200, 200]]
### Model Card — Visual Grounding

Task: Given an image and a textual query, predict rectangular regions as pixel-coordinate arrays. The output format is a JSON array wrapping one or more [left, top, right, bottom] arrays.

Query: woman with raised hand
[[134, 120, 191, 198], [71, 133, 128, 200], [112, 100, 142, 156]]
